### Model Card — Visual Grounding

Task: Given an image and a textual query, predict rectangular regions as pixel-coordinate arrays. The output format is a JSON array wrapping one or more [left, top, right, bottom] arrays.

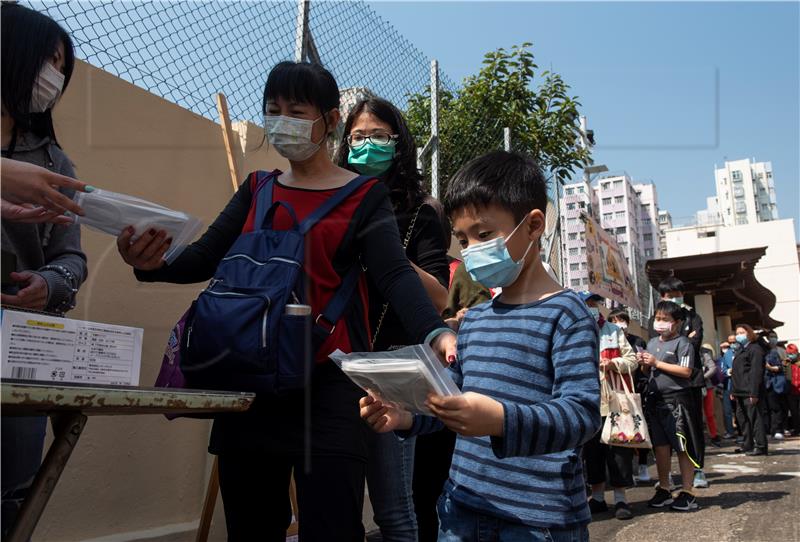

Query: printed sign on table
[[581, 213, 640, 309]]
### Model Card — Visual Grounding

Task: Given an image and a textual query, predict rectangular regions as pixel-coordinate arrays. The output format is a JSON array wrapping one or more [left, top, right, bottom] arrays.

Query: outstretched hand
[[359, 394, 413, 433]]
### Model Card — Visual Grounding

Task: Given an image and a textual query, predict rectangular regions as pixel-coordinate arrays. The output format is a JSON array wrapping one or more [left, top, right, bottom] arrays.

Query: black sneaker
[[647, 487, 674, 508], [588, 498, 608, 514], [614, 501, 633, 520], [710, 436, 722, 447], [670, 491, 698, 511]]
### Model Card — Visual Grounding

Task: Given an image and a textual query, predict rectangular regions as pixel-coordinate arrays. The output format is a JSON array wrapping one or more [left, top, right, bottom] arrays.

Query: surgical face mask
[[30, 62, 65, 113], [666, 295, 684, 306], [769, 337, 778, 347], [461, 217, 534, 289], [615, 321, 628, 330], [264, 114, 323, 162], [654, 320, 674, 335], [588, 307, 600, 321], [72, 188, 203, 264], [788, 354, 798, 362], [347, 140, 396, 176], [735, 334, 748, 345]]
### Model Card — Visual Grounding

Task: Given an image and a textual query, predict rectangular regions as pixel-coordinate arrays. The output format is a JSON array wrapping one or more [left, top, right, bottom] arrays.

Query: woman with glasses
[[336, 97, 450, 542]]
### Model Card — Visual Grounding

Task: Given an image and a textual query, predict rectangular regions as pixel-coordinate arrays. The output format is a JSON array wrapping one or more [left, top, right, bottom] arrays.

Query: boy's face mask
[[653, 320, 674, 336], [461, 217, 533, 289]]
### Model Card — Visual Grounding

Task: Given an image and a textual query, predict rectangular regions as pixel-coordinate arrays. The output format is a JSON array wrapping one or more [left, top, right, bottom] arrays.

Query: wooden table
[[1, 380, 254, 542]]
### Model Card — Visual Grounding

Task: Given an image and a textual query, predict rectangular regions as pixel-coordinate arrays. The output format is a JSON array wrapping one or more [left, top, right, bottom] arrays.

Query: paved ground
[[587, 435, 800, 542]]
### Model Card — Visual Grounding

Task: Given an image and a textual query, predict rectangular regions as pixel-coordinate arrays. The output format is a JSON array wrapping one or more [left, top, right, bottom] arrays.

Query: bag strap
[[298, 175, 372, 235], [371, 204, 423, 349], [254, 171, 277, 229]]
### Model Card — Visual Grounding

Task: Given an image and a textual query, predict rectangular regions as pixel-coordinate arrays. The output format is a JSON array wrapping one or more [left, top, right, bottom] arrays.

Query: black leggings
[[583, 420, 634, 488], [218, 451, 366, 541]]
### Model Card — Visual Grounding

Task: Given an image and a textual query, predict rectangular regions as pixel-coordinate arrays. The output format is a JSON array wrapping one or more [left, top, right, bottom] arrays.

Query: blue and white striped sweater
[[403, 289, 601, 528]]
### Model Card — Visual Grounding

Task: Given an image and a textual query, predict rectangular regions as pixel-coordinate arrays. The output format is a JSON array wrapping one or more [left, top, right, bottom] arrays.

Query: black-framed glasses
[[346, 133, 398, 148]]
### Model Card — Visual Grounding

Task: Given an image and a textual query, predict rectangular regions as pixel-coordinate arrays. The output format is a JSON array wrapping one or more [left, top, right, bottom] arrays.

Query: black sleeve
[[750, 347, 764, 397], [689, 310, 704, 351], [406, 203, 450, 288], [135, 177, 254, 284], [356, 186, 445, 344]]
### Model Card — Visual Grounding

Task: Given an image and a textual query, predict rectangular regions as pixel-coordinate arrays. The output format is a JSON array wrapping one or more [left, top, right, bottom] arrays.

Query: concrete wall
[[34, 60, 287, 541], [664, 218, 800, 344]]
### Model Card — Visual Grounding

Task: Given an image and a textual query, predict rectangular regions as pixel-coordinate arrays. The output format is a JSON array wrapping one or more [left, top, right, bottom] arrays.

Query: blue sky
[[370, 1, 799, 233]]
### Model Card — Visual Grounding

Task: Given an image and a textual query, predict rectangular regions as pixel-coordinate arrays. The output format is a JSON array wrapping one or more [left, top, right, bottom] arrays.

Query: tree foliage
[[406, 43, 592, 192]]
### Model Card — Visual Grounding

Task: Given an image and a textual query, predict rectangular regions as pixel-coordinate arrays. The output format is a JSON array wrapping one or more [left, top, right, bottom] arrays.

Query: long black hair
[[336, 97, 425, 212], [1, 3, 75, 155], [262, 61, 339, 138]]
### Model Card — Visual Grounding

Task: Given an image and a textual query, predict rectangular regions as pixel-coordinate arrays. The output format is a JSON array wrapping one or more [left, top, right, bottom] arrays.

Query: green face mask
[[347, 141, 396, 176]]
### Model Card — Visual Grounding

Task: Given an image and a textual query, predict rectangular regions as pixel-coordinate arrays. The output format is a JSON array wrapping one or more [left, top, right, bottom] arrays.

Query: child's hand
[[425, 392, 504, 437], [359, 394, 413, 433], [639, 352, 657, 367]]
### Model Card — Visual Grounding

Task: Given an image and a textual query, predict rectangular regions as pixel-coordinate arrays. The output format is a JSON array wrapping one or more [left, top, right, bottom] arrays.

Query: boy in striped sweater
[[361, 151, 601, 542]]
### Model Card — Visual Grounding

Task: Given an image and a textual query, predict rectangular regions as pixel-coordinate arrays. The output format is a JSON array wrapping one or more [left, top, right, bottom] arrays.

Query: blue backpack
[[180, 171, 371, 394]]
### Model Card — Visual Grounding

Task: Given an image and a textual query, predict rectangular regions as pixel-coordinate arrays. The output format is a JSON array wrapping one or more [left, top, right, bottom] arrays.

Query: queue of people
[[2, 4, 797, 542]]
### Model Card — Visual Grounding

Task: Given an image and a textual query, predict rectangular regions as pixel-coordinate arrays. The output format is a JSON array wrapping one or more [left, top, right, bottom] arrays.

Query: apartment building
[[714, 158, 778, 226]]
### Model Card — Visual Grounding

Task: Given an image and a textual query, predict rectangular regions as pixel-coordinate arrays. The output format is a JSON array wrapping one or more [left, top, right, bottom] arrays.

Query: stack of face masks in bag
[[330, 344, 461, 415], [71, 189, 203, 264]]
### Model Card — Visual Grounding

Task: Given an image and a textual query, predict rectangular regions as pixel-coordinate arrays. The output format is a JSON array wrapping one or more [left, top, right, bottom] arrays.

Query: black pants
[[412, 428, 456, 542], [735, 397, 767, 451], [691, 387, 706, 468], [786, 394, 800, 434], [766, 390, 789, 434], [583, 420, 634, 488], [218, 451, 366, 541]]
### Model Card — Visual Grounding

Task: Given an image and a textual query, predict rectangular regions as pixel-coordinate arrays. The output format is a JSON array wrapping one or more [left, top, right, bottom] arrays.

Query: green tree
[[406, 43, 591, 192]]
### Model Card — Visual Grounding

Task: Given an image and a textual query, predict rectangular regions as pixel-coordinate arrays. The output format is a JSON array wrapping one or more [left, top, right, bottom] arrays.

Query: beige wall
[[34, 60, 287, 541]]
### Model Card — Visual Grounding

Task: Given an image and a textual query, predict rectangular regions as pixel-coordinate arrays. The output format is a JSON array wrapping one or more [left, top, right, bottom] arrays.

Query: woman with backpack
[[116, 61, 456, 541], [335, 97, 450, 542]]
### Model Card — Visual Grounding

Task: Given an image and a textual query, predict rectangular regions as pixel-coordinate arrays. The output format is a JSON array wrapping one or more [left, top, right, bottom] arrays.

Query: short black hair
[[443, 150, 548, 223], [608, 309, 630, 324], [658, 277, 685, 295], [1, 3, 75, 155], [655, 300, 684, 322], [336, 96, 424, 213], [262, 61, 339, 135]]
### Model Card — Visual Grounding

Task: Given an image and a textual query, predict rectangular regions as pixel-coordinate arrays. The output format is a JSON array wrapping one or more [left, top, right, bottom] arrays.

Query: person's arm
[[406, 204, 450, 314], [1, 157, 90, 216], [131, 177, 254, 284], [703, 352, 717, 380], [686, 310, 703, 351], [488, 316, 601, 458], [357, 189, 449, 346], [749, 347, 765, 398], [608, 328, 638, 374]]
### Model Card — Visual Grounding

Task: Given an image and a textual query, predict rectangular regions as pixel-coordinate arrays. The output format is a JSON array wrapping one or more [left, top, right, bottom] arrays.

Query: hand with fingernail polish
[[115, 226, 171, 271]]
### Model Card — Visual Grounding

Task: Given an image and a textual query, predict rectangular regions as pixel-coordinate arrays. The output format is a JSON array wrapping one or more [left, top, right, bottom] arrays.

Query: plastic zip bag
[[330, 344, 461, 415], [71, 189, 203, 264]]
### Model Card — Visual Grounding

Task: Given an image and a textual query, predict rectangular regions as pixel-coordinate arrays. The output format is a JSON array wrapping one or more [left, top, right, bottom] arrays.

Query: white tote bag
[[600, 366, 651, 449]]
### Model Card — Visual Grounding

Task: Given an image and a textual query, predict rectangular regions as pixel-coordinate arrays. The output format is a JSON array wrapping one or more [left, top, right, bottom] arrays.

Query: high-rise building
[[658, 210, 673, 257], [634, 183, 661, 261], [559, 180, 597, 290], [714, 158, 778, 226]]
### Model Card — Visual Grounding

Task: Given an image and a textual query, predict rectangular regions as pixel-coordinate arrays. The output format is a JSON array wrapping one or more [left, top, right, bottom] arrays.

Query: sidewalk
[[588, 436, 800, 542]]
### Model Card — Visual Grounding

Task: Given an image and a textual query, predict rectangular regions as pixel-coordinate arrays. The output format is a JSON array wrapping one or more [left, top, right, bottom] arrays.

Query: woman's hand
[[431, 330, 457, 365], [116, 227, 171, 271], [1, 158, 90, 216], [0, 272, 49, 310], [1, 199, 74, 225], [359, 394, 413, 433]]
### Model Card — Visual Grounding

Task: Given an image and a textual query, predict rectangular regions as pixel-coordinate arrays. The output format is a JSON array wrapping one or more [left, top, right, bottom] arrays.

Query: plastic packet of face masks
[[71, 189, 203, 265], [330, 344, 461, 416]]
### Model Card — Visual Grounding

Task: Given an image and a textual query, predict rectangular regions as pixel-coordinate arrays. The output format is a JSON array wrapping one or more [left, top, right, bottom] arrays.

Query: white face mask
[[30, 62, 65, 113], [264, 114, 324, 162], [615, 321, 628, 330], [654, 320, 674, 336]]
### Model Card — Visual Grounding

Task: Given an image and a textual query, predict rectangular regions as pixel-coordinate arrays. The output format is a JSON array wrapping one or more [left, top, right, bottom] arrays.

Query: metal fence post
[[503, 127, 511, 151], [430, 59, 440, 200], [294, 0, 309, 62]]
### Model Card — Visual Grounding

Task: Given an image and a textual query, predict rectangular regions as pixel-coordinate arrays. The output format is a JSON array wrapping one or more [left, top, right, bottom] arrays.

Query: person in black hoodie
[[731, 324, 768, 455]]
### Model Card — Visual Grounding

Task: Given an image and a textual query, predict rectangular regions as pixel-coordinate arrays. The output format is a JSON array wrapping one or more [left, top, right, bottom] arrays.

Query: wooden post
[[216, 93, 241, 193]]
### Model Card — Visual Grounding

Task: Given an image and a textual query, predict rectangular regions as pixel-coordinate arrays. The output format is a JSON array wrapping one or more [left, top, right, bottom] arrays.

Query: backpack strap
[[306, 175, 374, 346], [298, 175, 373, 235]]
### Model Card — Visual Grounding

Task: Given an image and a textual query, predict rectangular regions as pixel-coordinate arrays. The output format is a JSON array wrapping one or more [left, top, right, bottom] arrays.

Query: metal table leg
[[7, 412, 87, 542]]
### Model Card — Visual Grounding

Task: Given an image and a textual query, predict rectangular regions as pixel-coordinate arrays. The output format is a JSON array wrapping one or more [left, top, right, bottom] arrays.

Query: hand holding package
[[330, 344, 461, 415], [72, 189, 203, 264]]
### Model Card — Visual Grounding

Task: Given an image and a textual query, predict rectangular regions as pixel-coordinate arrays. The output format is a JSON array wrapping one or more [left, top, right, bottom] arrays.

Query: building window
[[616, 226, 626, 235], [735, 201, 746, 213], [602, 197, 612, 205], [643, 233, 653, 241], [601, 182, 611, 190], [580, 247, 586, 255], [732, 170, 743, 182], [582, 278, 589, 285], [568, 232, 578, 240], [565, 188, 574, 195], [569, 263, 579, 271], [567, 203, 576, 210], [581, 262, 587, 270], [766, 171, 773, 179], [579, 201, 586, 209], [735, 217, 748, 225], [602, 213, 612, 221], [615, 211, 625, 219], [613, 180, 623, 188], [641, 204, 650, 213], [615, 196, 624, 204], [578, 186, 585, 193], [645, 249, 653, 258], [571, 279, 581, 287], [569, 248, 578, 255]]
